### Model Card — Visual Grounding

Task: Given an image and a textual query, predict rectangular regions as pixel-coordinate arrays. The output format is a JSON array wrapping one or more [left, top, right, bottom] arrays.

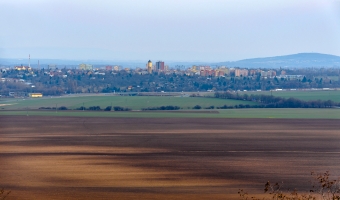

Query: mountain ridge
[[217, 53, 340, 68]]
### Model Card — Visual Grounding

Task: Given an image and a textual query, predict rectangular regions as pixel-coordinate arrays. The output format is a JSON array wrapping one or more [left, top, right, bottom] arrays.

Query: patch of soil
[[1, 116, 340, 200]]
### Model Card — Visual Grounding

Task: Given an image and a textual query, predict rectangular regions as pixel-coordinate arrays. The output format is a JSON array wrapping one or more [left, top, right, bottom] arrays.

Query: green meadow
[[240, 90, 340, 102], [0, 95, 258, 110], [1, 91, 340, 120], [0, 108, 339, 119]]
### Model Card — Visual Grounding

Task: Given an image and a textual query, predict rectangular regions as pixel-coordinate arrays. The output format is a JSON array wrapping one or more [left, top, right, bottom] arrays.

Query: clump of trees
[[239, 171, 340, 200], [216, 105, 234, 109], [104, 106, 112, 111], [74, 106, 101, 110], [58, 106, 68, 110], [36, 105, 135, 111], [88, 106, 101, 111], [190, 93, 203, 97], [214, 91, 340, 108], [112, 106, 131, 111], [75, 106, 86, 110], [74, 106, 130, 111], [39, 107, 52, 109], [38, 106, 68, 110], [192, 105, 202, 109], [142, 105, 180, 110]]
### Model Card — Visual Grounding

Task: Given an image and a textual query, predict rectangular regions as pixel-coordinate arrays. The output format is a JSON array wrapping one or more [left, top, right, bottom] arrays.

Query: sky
[[0, 0, 339, 62]]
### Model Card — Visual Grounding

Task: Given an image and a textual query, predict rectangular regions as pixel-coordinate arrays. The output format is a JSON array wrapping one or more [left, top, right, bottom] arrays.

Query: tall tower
[[28, 54, 31, 68], [147, 60, 152, 73], [155, 61, 165, 71]]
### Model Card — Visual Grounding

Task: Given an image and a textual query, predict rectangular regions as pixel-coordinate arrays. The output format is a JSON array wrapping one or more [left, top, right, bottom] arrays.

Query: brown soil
[[1, 116, 340, 200]]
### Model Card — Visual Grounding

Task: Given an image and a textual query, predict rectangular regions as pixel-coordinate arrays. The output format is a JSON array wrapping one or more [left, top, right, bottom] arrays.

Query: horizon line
[[1, 52, 340, 64]]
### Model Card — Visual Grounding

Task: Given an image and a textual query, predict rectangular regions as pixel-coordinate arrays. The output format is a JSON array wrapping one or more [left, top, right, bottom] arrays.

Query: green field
[[0, 95, 258, 110], [0, 108, 339, 119], [240, 90, 340, 102]]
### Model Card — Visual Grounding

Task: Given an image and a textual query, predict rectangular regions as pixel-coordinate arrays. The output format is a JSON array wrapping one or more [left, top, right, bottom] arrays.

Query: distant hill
[[217, 53, 340, 68], [1, 53, 340, 69]]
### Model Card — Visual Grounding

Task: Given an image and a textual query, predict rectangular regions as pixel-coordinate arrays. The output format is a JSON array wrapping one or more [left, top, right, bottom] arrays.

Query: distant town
[[0, 58, 340, 97]]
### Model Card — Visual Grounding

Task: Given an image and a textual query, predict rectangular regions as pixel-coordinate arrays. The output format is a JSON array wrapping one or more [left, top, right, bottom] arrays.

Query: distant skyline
[[1, 0, 339, 62]]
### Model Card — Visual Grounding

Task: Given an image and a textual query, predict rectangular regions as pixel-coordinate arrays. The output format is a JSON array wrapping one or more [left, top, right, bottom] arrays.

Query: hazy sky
[[0, 0, 339, 61]]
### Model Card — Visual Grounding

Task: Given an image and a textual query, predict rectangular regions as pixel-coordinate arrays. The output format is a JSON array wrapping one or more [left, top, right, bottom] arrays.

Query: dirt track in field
[[1, 116, 340, 200]]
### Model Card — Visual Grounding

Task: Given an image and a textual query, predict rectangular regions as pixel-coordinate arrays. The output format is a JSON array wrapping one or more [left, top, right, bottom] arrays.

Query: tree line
[[214, 91, 340, 108], [39, 106, 131, 111], [38, 105, 184, 111], [142, 105, 180, 111]]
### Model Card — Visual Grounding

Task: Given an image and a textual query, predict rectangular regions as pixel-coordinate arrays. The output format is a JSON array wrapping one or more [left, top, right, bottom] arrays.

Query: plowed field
[[1, 116, 340, 200]]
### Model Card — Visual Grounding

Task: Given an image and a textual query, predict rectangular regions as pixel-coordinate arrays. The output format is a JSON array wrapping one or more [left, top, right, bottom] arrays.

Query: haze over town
[[2, 1, 340, 200], [1, 0, 340, 62]]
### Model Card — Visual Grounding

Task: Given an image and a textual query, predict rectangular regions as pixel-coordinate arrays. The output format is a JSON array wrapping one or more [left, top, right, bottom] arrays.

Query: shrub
[[75, 106, 86, 110], [189, 93, 201, 97], [39, 107, 52, 109], [58, 106, 68, 110], [113, 106, 131, 111], [104, 106, 112, 111], [192, 105, 201, 109], [239, 171, 340, 200], [88, 106, 101, 111], [0, 188, 11, 200], [216, 105, 233, 109]]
